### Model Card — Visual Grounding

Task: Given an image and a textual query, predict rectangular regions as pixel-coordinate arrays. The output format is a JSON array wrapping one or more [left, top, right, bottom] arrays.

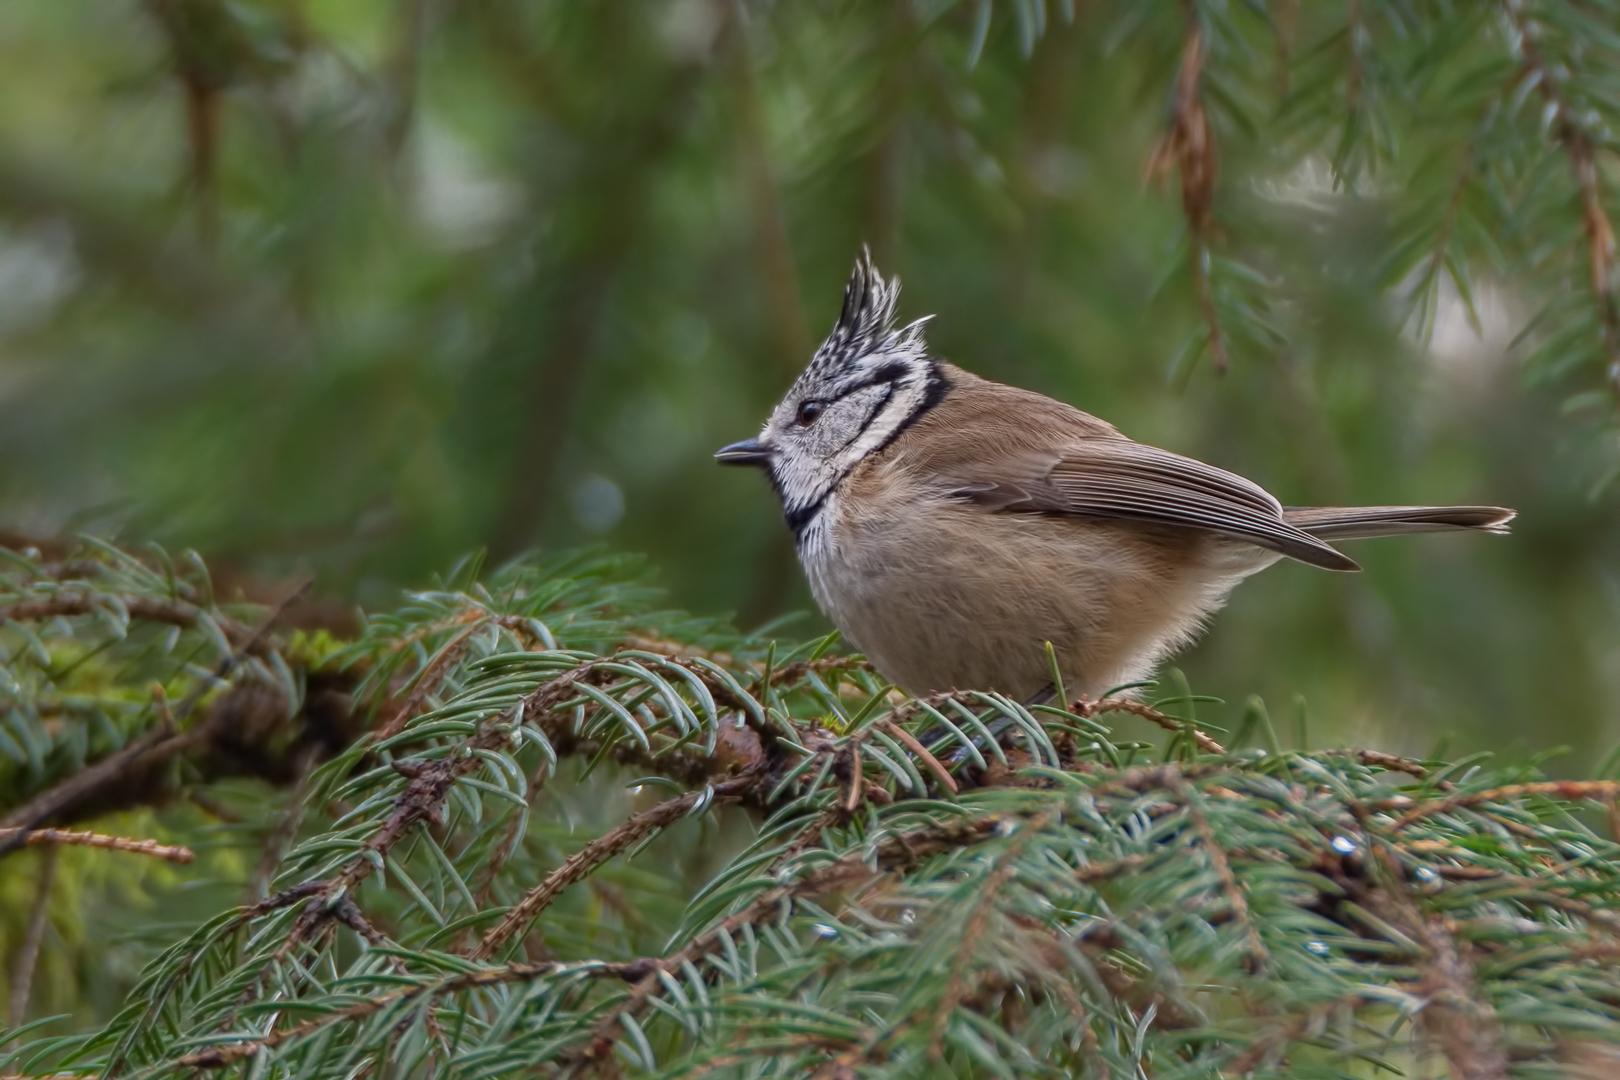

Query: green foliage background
[[0, 0, 1619, 1064], [0, 1, 1615, 755]]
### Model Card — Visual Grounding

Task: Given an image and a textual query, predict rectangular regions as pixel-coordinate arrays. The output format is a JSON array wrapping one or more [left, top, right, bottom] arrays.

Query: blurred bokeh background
[[0, 0, 1616, 762]]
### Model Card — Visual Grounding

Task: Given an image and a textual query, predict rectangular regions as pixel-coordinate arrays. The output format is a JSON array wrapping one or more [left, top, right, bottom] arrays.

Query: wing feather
[[948, 438, 1360, 572]]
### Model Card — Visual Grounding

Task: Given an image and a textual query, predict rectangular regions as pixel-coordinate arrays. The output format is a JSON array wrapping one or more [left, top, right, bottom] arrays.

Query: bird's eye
[[796, 400, 826, 426]]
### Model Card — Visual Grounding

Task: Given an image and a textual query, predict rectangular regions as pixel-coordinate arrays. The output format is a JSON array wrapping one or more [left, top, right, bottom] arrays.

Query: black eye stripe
[[827, 384, 894, 458], [836, 363, 911, 395], [863, 360, 912, 384]]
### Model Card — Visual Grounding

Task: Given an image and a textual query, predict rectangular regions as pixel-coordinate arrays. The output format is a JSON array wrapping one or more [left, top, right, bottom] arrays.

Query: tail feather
[[1282, 505, 1515, 541]]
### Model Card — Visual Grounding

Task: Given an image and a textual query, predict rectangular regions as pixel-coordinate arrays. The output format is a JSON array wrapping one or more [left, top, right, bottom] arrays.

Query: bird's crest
[[805, 248, 932, 380]]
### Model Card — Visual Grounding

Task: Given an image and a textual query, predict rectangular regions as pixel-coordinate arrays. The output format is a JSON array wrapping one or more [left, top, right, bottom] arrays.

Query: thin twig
[[1147, 15, 1226, 373], [248, 746, 321, 900], [1394, 780, 1620, 828], [6, 847, 57, 1031], [1322, 747, 1453, 788], [1178, 779, 1268, 966], [0, 726, 188, 857], [471, 772, 760, 962], [376, 616, 483, 740], [927, 813, 1048, 1059], [177, 578, 311, 723], [0, 827, 193, 864], [1078, 696, 1226, 755]]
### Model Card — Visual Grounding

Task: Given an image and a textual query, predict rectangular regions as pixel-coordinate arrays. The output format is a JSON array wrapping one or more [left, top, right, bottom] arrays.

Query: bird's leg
[[1022, 683, 1057, 707]]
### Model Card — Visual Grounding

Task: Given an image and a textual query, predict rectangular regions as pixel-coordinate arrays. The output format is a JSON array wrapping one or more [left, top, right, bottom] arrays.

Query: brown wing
[[949, 437, 1361, 572]]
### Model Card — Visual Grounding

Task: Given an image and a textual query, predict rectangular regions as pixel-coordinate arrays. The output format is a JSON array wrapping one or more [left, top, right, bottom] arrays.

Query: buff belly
[[798, 492, 1278, 700]]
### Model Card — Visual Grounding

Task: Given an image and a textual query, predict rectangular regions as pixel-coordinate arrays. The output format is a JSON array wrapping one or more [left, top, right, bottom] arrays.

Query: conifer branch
[[279, 661, 605, 954], [1501, 0, 1620, 396], [177, 959, 651, 1070], [1394, 779, 1620, 827], [1178, 779, 1267, 965], [8, 545, 1620, 1078], [375, 616, 484, 740], [559, 812, 1014, 1075], [471, 771, 761, 961], [0, 595, 259, 652]]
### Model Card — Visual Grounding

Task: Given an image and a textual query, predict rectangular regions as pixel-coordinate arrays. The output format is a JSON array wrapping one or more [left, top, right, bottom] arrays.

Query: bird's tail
[[1282, 505, 1515, 540]]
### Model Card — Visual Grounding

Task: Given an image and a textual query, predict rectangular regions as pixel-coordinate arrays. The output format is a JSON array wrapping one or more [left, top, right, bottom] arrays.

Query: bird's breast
[[796, 482, 1264, 700]]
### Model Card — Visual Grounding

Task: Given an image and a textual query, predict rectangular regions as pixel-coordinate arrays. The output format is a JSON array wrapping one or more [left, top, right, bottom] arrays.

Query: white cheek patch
[[779, 460, 838, 511]]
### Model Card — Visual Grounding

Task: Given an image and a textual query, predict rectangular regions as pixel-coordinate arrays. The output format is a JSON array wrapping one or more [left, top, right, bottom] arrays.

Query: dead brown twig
[[881, 720, 958, 794], [844, 741, 864, 813], [1146, 16, 1226, 373], [1322, 747, 1450, 787], [0, 826, 194, 863]]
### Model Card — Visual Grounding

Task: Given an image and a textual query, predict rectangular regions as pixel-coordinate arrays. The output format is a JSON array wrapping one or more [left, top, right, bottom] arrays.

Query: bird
[[717, 251, 1514, 705]]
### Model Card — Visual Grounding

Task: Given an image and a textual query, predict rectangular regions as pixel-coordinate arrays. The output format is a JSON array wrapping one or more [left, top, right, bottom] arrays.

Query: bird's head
[[716, 249, 947, 534]]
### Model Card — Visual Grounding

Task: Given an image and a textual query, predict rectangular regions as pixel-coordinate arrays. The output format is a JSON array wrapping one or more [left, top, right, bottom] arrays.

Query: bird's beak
[[715, 438, 773, 467]]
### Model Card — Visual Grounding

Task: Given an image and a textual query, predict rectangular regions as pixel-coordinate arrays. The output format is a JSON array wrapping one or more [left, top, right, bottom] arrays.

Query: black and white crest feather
[[805, 248, 933, 385], [742, 249, 948, 538]]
